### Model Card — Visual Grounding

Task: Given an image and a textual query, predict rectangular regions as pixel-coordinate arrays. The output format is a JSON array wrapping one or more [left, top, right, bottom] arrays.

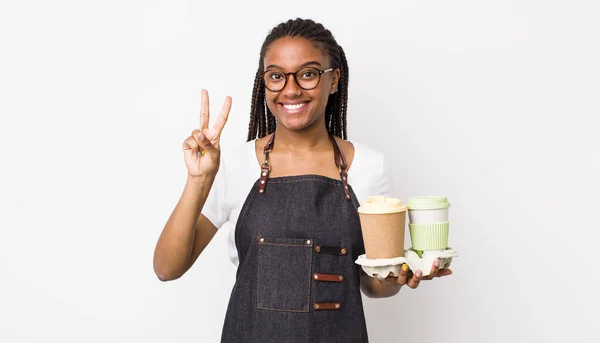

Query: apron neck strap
[[258, 132, 351, 200], [329, 134, 347, 172], [329, 134, 352, 200]]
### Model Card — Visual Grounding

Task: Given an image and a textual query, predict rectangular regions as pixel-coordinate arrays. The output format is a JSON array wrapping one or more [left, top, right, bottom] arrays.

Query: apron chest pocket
[[256, 236, 313, 312]]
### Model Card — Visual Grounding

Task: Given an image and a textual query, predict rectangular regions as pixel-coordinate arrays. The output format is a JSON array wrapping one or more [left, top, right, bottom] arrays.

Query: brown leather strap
[[313, 302, 342, 310], [329, 134, 347, 170], [258, 164, 269, 194], [258, 133, 275, 194], [329, 134, 351, 200], [315, 245, 348, 256], [313, 273, 345, 282], [264, 132, 275, 153]]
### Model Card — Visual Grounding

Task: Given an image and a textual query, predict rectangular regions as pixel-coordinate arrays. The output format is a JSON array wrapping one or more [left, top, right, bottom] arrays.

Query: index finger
[[396, 263, 410, 285], [212, 96, 232, 135], [200, 89, 210, 130]]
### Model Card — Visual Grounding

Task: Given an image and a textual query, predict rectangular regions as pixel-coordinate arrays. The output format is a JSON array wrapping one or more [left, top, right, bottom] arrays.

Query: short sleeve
[[201, 164, 228, 229], [377, 154, 395, 197]]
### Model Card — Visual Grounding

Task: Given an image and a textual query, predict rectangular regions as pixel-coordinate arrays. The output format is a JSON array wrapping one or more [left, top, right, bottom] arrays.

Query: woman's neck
[[272, 123, 331, 152]]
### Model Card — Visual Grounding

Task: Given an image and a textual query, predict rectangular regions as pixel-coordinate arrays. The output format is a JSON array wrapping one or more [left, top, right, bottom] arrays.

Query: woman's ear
[[330, 68, 341, 94]]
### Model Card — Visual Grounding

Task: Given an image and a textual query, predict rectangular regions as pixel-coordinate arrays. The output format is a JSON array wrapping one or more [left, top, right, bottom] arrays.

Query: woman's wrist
[[186, 174, 215, 188]]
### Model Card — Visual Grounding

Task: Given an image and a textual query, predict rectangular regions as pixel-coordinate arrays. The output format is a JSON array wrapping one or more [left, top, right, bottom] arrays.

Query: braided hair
[[246, 18, 350, 141]]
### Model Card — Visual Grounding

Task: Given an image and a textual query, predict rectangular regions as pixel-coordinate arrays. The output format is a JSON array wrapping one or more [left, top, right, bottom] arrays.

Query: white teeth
[[283, 102, 307, 110]]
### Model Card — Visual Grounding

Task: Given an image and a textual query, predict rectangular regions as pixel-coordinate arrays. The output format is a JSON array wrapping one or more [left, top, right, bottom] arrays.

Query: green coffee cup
[[407, 196, 451, 251]]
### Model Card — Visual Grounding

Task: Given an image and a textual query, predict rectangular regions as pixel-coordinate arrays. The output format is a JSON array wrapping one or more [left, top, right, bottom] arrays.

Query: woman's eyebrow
[[265, 61, 323, 70]]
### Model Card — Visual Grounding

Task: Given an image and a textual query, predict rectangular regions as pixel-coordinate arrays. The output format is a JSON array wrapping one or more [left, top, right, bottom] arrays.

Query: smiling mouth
[[279, 101, 309, 114]]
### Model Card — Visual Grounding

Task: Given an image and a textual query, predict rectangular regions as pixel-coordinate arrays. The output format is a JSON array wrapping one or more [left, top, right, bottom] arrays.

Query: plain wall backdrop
[[1, 0, 598, 342]]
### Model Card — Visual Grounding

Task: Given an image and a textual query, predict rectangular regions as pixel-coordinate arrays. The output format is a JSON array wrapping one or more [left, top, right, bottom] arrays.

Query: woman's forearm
[[153, 175, 215, 280]]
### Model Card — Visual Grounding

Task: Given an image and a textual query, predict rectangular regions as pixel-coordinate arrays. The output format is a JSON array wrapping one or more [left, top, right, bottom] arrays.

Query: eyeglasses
[[263, 67, 333, 92]]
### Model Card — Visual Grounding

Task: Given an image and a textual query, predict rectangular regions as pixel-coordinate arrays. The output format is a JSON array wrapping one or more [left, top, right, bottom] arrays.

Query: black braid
[[247, 71, 262, 141], [246, 18, 350, 141]]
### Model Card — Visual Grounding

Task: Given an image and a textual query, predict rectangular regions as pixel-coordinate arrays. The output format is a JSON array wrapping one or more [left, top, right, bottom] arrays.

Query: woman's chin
[[278, 121, 309, 132], [273, 111, 325, 133]]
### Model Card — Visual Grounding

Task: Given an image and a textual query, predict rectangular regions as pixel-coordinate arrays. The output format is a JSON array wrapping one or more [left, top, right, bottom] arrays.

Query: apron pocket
[[256, 236, 313, 312]]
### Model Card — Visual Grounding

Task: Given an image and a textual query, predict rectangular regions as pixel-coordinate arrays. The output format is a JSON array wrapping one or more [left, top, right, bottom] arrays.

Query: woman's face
[[263, 36, 340, 133]]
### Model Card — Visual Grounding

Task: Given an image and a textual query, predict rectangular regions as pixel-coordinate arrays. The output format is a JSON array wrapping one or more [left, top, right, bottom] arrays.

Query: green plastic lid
[[407, 196, 451, 210]]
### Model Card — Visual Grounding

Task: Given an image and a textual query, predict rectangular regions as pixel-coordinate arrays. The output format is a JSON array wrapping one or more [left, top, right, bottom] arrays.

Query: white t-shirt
[[202, 140, 394, 266]]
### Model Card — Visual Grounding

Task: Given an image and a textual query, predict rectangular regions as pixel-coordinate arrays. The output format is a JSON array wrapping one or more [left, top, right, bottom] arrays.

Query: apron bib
[[220, 134, 368, 342]]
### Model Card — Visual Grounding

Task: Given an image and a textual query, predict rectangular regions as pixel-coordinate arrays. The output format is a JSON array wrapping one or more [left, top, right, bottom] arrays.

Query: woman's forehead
[[264, 36, 329, 70]]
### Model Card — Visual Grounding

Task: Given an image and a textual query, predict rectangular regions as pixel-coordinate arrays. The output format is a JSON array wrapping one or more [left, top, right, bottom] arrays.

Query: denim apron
[[220, 133, 368, 342]]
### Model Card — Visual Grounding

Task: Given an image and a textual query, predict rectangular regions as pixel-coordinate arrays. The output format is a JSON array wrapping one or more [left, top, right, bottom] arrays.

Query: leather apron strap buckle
[[258, 133, 275, 194]]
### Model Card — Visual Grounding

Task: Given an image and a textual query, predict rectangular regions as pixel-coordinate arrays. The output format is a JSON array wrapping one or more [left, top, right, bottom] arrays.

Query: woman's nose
[[281, 73, 302, 97]]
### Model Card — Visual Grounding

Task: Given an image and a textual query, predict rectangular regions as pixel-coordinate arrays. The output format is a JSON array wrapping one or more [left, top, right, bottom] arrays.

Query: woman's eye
[[270, 73, 283, 80], [302, 71, 315, 78]]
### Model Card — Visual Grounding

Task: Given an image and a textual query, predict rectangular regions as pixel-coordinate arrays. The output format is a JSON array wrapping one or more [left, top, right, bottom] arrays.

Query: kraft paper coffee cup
[[407, 196, 451, 251], [358, 196, 407, 259]]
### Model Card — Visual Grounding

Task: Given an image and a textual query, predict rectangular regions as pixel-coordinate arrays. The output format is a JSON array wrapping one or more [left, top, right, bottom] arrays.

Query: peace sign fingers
[[183, 90, 232, 179], [199, 90, 232, 142]]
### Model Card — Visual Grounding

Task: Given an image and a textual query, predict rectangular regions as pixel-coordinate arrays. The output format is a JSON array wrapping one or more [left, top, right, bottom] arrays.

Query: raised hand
[[182, 89, 232, 179]]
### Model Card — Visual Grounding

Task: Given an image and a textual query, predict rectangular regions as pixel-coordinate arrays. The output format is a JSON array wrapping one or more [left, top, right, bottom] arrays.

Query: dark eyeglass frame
[[262, 67, 334, 92]]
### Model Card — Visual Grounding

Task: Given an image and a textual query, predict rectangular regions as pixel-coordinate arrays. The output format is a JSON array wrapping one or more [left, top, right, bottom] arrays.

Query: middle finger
[[212, 96, 232, 135], [406, 270, 422, 289]]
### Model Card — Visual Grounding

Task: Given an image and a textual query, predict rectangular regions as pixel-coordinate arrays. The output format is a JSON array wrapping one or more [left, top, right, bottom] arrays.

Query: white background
[[1, 0, 598, 342]]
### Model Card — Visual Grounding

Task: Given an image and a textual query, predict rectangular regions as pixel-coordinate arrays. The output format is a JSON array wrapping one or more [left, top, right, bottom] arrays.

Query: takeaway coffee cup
[[407, 196, 451, 251], [358, 196, 408, 259]]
